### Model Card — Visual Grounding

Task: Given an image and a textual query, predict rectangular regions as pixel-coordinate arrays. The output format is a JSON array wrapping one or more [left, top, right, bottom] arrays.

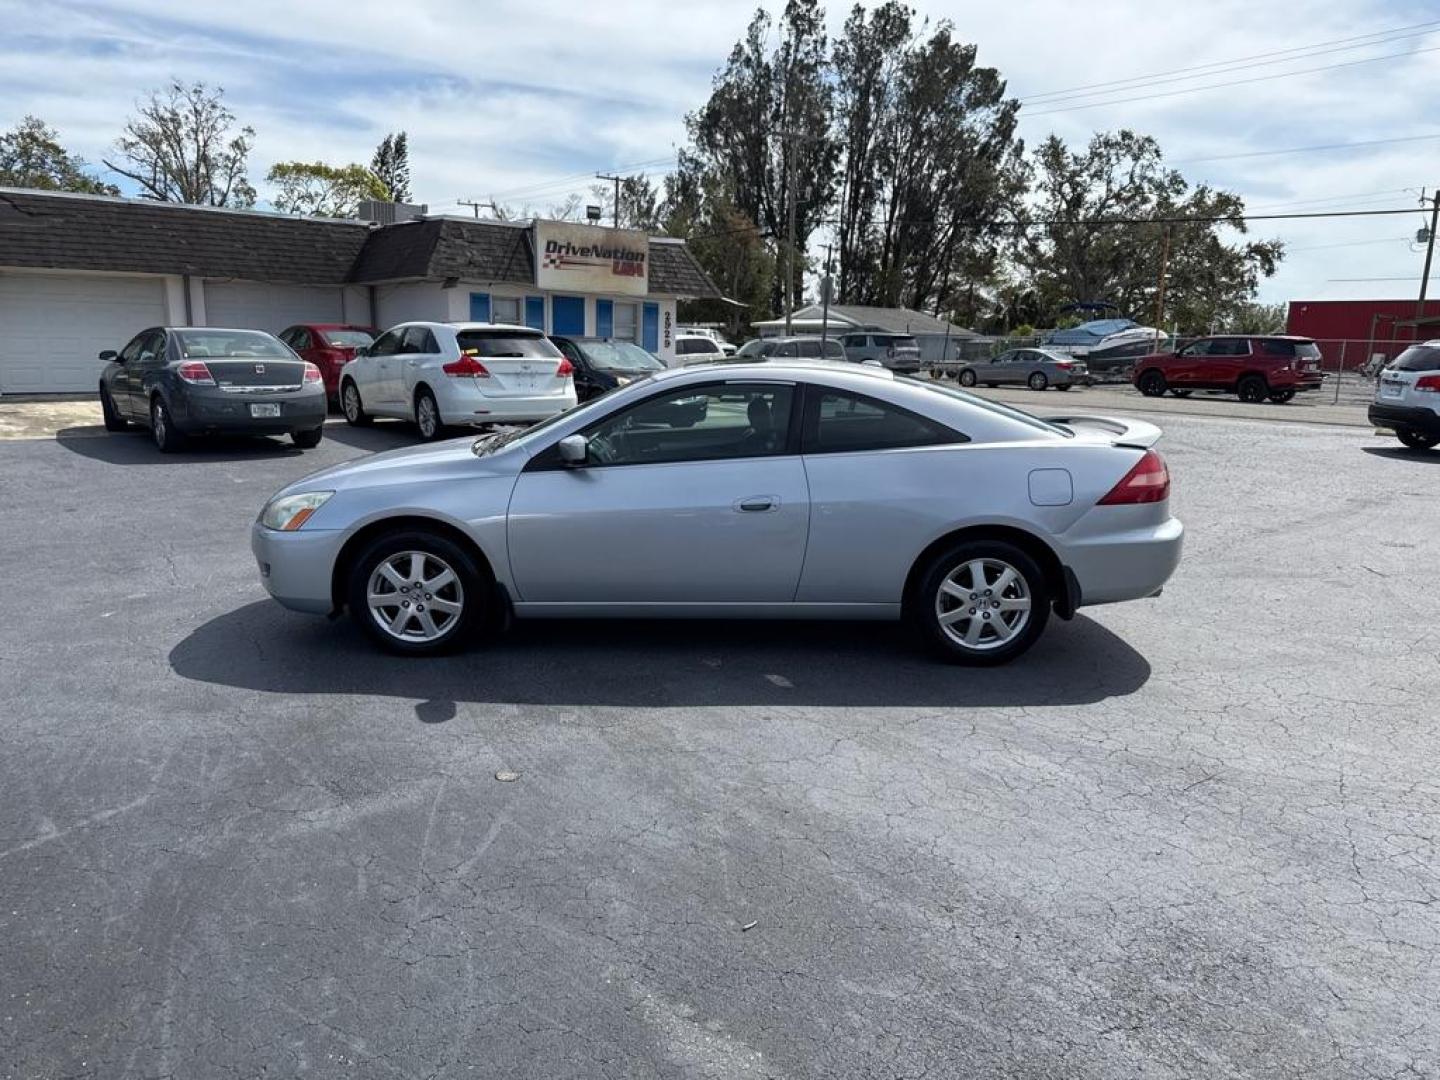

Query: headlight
[[260, 491, 333, 531]]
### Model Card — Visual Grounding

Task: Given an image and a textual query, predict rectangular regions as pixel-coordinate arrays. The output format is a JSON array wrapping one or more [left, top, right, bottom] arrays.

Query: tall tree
[[266, 161, 389, 217], [104, 81, 256, 206], [370, 132, 411, 202], [683, 1, 840, 313], [0, 116, 117, 195], [1016, 130, 1282, 332]]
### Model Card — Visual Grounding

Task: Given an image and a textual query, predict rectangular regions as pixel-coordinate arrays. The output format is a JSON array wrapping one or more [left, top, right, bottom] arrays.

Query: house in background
[[0, 188, 719, 394], [752, 304, 992, 364]]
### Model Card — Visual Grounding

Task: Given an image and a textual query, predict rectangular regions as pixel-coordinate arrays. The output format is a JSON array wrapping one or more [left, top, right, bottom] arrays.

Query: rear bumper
[[1063, 514, 1184, 607], [1370, 402, 1440, 436], [174, 386, 327, 435], [251, 522, 344, 615], [435, 384, 578, 426]]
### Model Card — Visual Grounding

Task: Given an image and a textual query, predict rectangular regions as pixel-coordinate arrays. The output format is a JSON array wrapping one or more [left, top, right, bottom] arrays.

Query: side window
[[400, 326, 433, 354], [119, 331, 149, 364], [370, 329, 402, 357], [804, 387, 963, 454], [576, 382, 795, 466], [1217, 338, 1248, 356], [778, 342, 798, 358], [842, 335, 863, 348], [1258, 339, 1294, 357], [994, 351, 1013, 365], [1179, 340, 1209, 357], [824, 340, 846, 359], [136, 330, 164, 364], [293, 329, 313, 351], [797, 339, 821, 358]]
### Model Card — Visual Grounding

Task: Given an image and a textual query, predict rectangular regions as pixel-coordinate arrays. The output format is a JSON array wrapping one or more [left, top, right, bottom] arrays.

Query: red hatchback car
[[279, 324, 377, 404], [1132, 335, 1325, 404]]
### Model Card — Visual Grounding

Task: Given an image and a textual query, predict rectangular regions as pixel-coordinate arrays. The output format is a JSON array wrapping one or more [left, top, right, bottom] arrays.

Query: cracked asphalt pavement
[[2, 415, 1437, 1079]]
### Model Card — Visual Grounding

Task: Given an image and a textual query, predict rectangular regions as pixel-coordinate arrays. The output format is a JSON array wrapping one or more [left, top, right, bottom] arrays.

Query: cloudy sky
[[2, 0, 1438, 304]]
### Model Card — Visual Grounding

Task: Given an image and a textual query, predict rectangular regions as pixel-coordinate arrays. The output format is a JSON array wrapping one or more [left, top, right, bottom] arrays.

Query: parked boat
[[1043, 319, 1169, 374]]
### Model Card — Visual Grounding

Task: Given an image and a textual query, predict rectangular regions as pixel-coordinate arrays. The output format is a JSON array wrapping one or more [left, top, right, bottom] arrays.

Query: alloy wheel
[[934, 558, 1032, 651], [343, 384, 360, 422], [366, 550, 465, 643], [417, 394, 439, 438], [152, 400, 167, 448]]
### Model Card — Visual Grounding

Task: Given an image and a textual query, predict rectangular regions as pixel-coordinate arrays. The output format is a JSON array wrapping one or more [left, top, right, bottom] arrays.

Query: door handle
[[735, 496, 778, 513]]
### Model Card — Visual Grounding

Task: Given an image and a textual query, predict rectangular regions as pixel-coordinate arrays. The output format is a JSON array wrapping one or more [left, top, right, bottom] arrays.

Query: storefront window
[[491, 296, 522, 326], [613, 302, 639, 343]]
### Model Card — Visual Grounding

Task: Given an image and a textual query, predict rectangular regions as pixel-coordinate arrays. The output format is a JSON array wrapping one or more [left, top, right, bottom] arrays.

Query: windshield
[[899, 377, 1072, 437], [456, 330, 561, 359], [1390, 345, 1440, 372], [580, 341, 663, 372], [472, 378, 657, 457], [176, 330, 291, 359], [321, 329, 374, 348]]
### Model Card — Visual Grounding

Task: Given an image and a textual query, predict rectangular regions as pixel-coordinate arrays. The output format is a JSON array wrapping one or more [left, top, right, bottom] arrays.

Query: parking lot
[[3, 409, 1438, 1078]]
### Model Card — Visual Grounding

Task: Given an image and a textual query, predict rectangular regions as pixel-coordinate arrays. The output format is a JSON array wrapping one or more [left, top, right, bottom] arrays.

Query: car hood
[[274, 436, 522, 498]]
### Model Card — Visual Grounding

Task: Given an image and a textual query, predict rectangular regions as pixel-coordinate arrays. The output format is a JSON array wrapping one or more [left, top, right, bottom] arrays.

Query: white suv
[[339, 322, 577, 440], [1370, 340, 1440, 450]]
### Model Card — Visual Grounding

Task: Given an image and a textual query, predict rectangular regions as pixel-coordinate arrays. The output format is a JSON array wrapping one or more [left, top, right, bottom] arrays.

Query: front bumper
[[1370, 402, 1440, 437], [251, 522, 345, 615], [175, 386, 327, 435], [1063, 513, 1184, 607]]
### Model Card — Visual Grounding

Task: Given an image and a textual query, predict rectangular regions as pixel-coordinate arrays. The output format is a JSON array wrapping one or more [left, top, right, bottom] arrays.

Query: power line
[[1018, 21, 1440, 104], [1170, 133, 1440, 165], [1248, 188, 1411, 211], [814, 206, 1430, 230], [1022, 43, 1440, 118], [1286, 236, 1414, 254], [481, 156, 674, 202]]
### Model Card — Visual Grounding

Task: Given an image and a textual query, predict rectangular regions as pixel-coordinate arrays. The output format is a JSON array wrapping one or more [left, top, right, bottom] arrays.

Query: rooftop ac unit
[[358, 200, 428, 225]]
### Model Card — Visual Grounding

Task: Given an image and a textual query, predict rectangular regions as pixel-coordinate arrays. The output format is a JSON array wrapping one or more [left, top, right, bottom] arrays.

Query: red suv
[[278, 324, 377, 404], [1132, 335, 1324, 403]]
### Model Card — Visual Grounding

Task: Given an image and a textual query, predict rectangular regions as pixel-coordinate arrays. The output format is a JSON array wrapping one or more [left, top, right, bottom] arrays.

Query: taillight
[[556, 358, 574, 378], [177, 361, 214, 384], [1415, 374, 1440, 392], [1099, 449, 1170, 505], [303, 362, 322, 383], [1055, 360, 1073, 368], [442, 356, 491, 378]]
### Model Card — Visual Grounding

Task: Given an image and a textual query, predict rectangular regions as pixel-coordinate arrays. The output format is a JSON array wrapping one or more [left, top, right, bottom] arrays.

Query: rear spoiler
[[1045, 415, 1162, 450]]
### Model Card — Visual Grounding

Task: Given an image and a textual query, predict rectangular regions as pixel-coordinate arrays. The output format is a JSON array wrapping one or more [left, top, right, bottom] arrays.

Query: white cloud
[[2, 0, 1438, 304]]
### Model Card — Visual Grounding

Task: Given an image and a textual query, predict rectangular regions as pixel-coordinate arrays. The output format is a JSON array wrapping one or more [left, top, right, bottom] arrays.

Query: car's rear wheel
[[414, 388, 443, 441], [1267, 389, 1296, 404], [150, 396, 184, 453], [1138, 370, 1167, 397], [1397, 429, 1440, 450], [1028, 371, 1048, 391], [911, 540, 1050, 665], [347, 530, 488, 655], [341, 380, 371, 426], [292, 427, 323, 449], [1237, 374, 1268, 403], [100, 385, 128, 431], [958, 369, 977, 387]]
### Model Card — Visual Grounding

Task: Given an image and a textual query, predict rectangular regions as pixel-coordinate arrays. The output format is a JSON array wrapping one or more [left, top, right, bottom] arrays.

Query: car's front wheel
[[911, 540, 1050, 665], [1138, 370, 1167, 397], [341, 380, 371, 426], [151, 396, 184, 453], [347, 530, 489, 655], [958, 369, 977, 387], [100, 385, 128, 431], [1397, 429, 1440, 450]]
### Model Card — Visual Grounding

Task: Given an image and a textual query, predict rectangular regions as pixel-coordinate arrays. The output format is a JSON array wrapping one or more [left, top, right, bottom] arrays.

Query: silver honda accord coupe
[[252, 362, 1182, 664]]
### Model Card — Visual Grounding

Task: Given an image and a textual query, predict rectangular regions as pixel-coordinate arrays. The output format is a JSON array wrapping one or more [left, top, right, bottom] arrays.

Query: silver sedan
[[253, 362, 1182, 664], [958, 348, 1089, 391]]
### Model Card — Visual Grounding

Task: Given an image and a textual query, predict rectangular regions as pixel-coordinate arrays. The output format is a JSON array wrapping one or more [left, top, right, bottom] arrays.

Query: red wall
[[1286, 299, 1440, 369]]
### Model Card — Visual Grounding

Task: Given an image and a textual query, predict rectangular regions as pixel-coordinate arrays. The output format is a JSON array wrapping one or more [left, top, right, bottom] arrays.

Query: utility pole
[[1417, 187, 1440, 318], [595, 173, 622, 229], [1152, 225, 1171, 353], [820, 244, 833, 350], [776, 130, 812, 334], [457, 199, 484, 219]]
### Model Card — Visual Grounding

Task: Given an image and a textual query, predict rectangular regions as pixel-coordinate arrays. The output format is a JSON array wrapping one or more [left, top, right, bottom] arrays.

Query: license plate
[[250, 403, 281, 418], [1381, 381, 1405, 399]]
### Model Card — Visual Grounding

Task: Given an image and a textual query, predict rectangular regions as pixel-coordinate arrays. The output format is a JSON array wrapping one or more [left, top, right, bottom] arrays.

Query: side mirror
[[99, 350, 118, 363], [558, 434, 589, 466], [355, 345, 370, 358]]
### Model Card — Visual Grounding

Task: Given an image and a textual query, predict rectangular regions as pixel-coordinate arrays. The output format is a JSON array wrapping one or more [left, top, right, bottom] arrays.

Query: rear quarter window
[[1392, 345, 1440, 372]]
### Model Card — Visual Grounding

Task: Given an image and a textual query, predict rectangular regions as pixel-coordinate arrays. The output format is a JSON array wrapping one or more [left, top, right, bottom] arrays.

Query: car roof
[[651, 359, 895, 383], [169, 326, 277, 334], [435, 321, 542, 333], [762, 335, 846, 343], [298, 323, 375, 331]]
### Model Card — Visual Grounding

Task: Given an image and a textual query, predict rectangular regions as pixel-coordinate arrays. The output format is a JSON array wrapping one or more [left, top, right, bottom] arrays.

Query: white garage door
[[0, 272, 167, 394], [204, 281, 344, 333]]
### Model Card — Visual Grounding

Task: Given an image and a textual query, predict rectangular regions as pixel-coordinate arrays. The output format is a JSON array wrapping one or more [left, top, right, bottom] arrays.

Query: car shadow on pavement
[[1361, 446, 1440, 464], [54, 426, 306, 464], [169, 600, 1151, 710], [319, 419, 424, 452]]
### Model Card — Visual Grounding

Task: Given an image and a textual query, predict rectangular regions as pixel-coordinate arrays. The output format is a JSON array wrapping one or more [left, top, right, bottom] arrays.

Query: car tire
[[910, 540, 1050, 666], [1237, 374, 1268, 403], [347, 529, 490, 656], [100, 386, 128, 431], [959, 369, 977, 387], [985, 383, 997, 388], [1397, 429, 1440, 450], [150, 396, 185, 453], [292, 427, 324, 449], [341, 380, 372, 426], [1267, 389, 1296, 404], [1170, 388, 1192, 397], [1056, 383, 1072, 391], [1138, 370, 1167, 397], [414, 388, 444, 441]]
